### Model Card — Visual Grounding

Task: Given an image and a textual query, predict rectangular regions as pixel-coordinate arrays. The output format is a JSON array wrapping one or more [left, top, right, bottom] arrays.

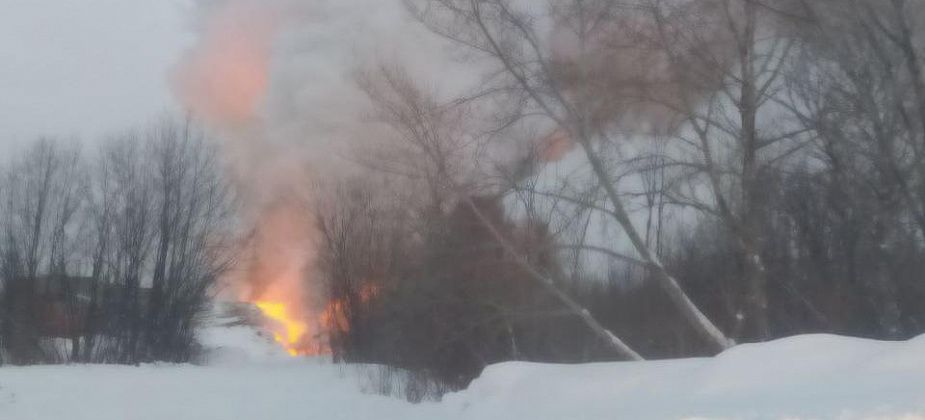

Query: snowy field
[[2, 318, 925, 419]]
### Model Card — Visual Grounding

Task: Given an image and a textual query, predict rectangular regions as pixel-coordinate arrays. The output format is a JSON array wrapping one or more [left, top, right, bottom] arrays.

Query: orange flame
[[254, 301, 311, 356], [237, 199, 325, 357], [319, 284, 379, 335], [174, 1, 357, 359]]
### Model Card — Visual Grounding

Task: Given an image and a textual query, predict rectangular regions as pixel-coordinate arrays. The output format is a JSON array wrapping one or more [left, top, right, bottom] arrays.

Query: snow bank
[[2, 329, 924, 419], [0, 362, 442, 420], [447, 334, 925, 420]]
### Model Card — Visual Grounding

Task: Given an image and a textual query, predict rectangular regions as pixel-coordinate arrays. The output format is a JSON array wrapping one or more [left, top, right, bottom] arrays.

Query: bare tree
[[0, 139, 85, 364], [80, 142, 118, 362], [782, 0, 925, 337], [99, 133, 154, 363], [144, 117, 236, 361], [406, 0, 733, 351], [621, 0, 815, 340], [358, 63, 644, 360]]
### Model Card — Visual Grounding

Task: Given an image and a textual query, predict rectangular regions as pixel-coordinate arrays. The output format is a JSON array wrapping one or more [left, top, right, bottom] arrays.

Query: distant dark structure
[[25, 275, 152, 339]]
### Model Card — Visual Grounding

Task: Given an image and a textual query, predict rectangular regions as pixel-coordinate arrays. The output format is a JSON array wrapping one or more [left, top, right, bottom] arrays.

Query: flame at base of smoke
[[254, 300, 327, 356], [252, 284, 380, 357]]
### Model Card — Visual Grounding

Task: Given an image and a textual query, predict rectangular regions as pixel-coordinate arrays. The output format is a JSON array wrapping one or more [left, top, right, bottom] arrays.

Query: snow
[[0, 362, 439, 420], [2, 314, 925, 419], [197, 320, 295, 365], [447, 335, 925, 420]]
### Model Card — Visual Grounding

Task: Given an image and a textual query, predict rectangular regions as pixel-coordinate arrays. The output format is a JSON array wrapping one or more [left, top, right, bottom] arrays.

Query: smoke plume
[[171, 0, 465, 352]]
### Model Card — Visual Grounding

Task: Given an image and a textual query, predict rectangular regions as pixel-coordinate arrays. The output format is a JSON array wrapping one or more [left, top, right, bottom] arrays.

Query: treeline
[[3, 0, 921, 399], [315, 0, 925, 395], [0, 118, 233, 365]]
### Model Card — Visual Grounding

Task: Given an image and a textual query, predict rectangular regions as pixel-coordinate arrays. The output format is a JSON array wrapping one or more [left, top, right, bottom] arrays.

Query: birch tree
[[407, 0, 734, 351]]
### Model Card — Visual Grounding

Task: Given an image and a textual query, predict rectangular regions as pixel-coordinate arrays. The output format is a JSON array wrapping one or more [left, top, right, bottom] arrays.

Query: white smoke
[[171, 0, 474, 342]]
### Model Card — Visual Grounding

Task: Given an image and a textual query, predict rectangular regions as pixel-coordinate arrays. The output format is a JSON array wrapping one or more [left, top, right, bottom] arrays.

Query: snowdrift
[[1, 332, 924, 419], [445, 334, 925, 419]]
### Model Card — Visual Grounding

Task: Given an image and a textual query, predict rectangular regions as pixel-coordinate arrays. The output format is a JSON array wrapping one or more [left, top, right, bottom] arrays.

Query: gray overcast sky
[[0, 0, 192, 149]]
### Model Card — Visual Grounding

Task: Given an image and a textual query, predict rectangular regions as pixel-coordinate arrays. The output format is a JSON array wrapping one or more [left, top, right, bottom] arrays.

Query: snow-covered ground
[[450, 335, 925, 420], [2, 306, 924, 420]]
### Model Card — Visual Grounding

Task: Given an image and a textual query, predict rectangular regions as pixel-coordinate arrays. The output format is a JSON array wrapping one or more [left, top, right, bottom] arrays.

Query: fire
[[253, 288, 379, 356], [250, 284, 380, 357], [174, 1, 331, 358], [254, 301, 310, 356], [319, 284, 379, 335], [242, 200, 325, 357]]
